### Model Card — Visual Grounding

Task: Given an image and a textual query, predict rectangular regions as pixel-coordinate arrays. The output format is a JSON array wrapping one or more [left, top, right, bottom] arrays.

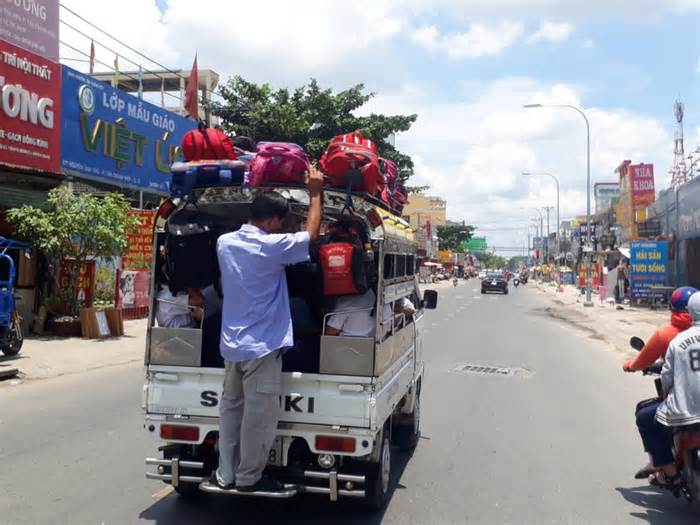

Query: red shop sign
[[0, 39, 61, 173], [578, 262, 602, 288], [122, 210, 156, 271], [58, 259, 95, 308]]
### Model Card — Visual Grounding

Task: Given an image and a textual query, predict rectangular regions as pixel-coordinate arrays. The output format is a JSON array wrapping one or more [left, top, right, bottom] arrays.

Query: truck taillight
[[315, 435, 356, 453], [157, 199, 177, 220], [160, 424, 200, 442]]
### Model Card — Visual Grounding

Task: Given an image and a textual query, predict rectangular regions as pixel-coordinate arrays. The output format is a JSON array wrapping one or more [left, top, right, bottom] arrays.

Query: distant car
[[478, 270, 487, 279], [481, 273, 508, 295]]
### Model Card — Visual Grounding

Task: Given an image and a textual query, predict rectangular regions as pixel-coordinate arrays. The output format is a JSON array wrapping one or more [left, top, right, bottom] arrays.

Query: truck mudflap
[[145, 457, 366, 500]]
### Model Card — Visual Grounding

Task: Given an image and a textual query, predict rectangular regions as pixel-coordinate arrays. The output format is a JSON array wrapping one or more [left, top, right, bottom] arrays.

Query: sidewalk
[[0, 318, 147, 386], [533, 281, 668, 359]]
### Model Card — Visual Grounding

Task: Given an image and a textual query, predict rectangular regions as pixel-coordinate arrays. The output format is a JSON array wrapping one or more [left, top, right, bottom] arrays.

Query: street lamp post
[[524, 103, 593, 306], [523, 172, 560, 261], [533, 209, 544, 263]]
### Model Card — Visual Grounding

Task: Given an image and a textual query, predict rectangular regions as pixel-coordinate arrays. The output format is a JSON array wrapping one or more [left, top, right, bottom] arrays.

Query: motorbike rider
[[624, 286, 696, 479], [634, 290, 700, 493]]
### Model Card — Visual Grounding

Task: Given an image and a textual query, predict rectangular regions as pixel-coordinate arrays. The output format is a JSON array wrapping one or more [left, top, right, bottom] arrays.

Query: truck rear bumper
[[145, 457, 366, 500]]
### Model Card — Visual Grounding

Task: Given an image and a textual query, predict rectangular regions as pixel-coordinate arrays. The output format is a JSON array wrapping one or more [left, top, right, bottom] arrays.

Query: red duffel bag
[[380, 157, 409, 214], [181, 123, 236, 161], [320, 131, 385, 195]]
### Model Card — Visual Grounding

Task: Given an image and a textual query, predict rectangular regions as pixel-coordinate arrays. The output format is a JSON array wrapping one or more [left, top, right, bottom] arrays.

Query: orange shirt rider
[[622, 311, 692, 372]]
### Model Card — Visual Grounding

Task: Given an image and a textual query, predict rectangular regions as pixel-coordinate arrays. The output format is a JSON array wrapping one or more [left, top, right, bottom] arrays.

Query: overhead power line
[[60, 39, 154, 94], [59, 2, 189, 83], [59, 18, 185, 104]]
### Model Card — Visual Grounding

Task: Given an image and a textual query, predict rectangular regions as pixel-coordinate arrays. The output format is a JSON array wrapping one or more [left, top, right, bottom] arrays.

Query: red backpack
[[320, 131, 385, 195], [319, 220, 375, 296], [181, 123, 236, 161]]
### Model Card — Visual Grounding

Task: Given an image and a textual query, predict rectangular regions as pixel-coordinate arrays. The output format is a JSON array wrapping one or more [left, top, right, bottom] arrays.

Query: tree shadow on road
[[138, 446, 416, 525], [615, 485, 699, 524]]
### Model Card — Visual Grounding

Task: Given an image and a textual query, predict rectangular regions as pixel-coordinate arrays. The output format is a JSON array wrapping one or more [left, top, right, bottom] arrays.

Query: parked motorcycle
[[629, 336, 700, 501], [0, 237, 31, 356]]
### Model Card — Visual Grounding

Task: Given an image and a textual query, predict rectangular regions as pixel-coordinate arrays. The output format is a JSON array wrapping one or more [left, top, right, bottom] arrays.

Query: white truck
[[143, 187, 437, 510]]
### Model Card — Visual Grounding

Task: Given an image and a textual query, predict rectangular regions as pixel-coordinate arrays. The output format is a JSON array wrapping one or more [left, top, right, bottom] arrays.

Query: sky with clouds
[[59, 0, 700, 253]]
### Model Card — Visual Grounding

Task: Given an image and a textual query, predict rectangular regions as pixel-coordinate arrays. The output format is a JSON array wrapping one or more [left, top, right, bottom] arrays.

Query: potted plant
[[7, 187, 138, 336]]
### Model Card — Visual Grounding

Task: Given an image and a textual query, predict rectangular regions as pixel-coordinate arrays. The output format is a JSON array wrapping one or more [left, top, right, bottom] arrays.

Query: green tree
[[481, 254, 507, 269], [210, 77, 418, 179], [7, 188, 138, 316], [437, 224, 475, 251]]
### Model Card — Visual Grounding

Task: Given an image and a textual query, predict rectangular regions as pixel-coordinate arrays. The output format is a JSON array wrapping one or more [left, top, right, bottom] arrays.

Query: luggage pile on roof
[[171, 125, 408, 215]]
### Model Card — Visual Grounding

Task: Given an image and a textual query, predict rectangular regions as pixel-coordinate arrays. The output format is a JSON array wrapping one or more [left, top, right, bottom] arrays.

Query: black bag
[[165, 214, 218, 291]]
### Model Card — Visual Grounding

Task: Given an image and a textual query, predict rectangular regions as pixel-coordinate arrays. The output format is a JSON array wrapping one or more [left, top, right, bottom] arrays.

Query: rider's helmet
[[670, 286, 698, 312]]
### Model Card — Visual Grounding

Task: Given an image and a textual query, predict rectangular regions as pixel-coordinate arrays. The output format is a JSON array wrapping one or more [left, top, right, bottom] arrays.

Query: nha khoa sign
[[60, 66, 196, 194], [630, 163, 655, 207], [0, 38, 60, 172]]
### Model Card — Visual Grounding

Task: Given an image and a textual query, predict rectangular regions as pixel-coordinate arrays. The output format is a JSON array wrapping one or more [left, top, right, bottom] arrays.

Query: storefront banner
[[60, 66, 196, 194], [1, 0, 59, 60], [630, 163, 655, 207], [117, 269, 150, 308], [0, 39, 61, 172], [578, 262, 601, 288], [122, 210, 156, 270], [629, 241, 669, 299]]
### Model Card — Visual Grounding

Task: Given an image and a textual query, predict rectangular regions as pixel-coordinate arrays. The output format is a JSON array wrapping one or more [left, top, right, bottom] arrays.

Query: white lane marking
[[152, 485, 174, 499]]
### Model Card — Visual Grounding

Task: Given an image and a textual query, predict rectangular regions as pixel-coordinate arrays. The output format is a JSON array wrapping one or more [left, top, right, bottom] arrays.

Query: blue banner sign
[[60, 66, 196, 194], [629, 241, 669, 299]]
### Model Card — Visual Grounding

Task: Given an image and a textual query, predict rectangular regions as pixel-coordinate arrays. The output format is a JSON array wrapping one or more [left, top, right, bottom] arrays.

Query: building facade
[[402, 193, 446, 260], [594, 182, 620, 214]]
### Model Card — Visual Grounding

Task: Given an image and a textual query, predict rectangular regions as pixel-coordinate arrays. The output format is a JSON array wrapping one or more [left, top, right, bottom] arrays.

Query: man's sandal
[[648, 471, 684, 497]]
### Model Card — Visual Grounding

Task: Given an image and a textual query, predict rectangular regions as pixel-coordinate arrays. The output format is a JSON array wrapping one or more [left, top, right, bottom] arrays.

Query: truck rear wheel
[[163, 446, 204, 500], [363, 432, 391, 512], [173, 480, 201, 499], [397, 392, 421, 451]]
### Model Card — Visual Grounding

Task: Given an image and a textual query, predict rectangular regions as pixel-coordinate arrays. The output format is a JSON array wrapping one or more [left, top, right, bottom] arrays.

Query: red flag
[[89, 40, 95, 74], [184, 54, 199, 119]]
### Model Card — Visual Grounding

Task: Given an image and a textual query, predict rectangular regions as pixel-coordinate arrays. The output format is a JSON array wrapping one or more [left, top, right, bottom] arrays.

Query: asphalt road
[[1, 281, 699, 524]]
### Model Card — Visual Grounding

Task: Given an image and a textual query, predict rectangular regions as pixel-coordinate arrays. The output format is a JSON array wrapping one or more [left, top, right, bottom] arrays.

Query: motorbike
[[629, 336, 700, 501], [513, 278, 520, 287], [0, 237, 32, 356]]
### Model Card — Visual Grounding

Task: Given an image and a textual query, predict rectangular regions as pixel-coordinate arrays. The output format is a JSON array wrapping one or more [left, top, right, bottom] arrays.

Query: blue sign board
[[629, 241, 669, 299], [60, 66, 196, 194]]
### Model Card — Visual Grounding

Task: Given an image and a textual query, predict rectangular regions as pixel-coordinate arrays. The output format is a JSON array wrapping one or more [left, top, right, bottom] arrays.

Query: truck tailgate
[[146, 365, 372, 428]]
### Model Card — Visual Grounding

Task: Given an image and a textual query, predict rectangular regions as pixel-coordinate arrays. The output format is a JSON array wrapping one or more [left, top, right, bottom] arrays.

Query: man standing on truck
[[212, 167, 324, 493]]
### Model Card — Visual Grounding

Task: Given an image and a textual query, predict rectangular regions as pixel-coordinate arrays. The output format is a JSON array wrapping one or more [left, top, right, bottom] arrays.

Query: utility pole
[[524, 103, 593, 305], [543, 206, 553, 261]]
